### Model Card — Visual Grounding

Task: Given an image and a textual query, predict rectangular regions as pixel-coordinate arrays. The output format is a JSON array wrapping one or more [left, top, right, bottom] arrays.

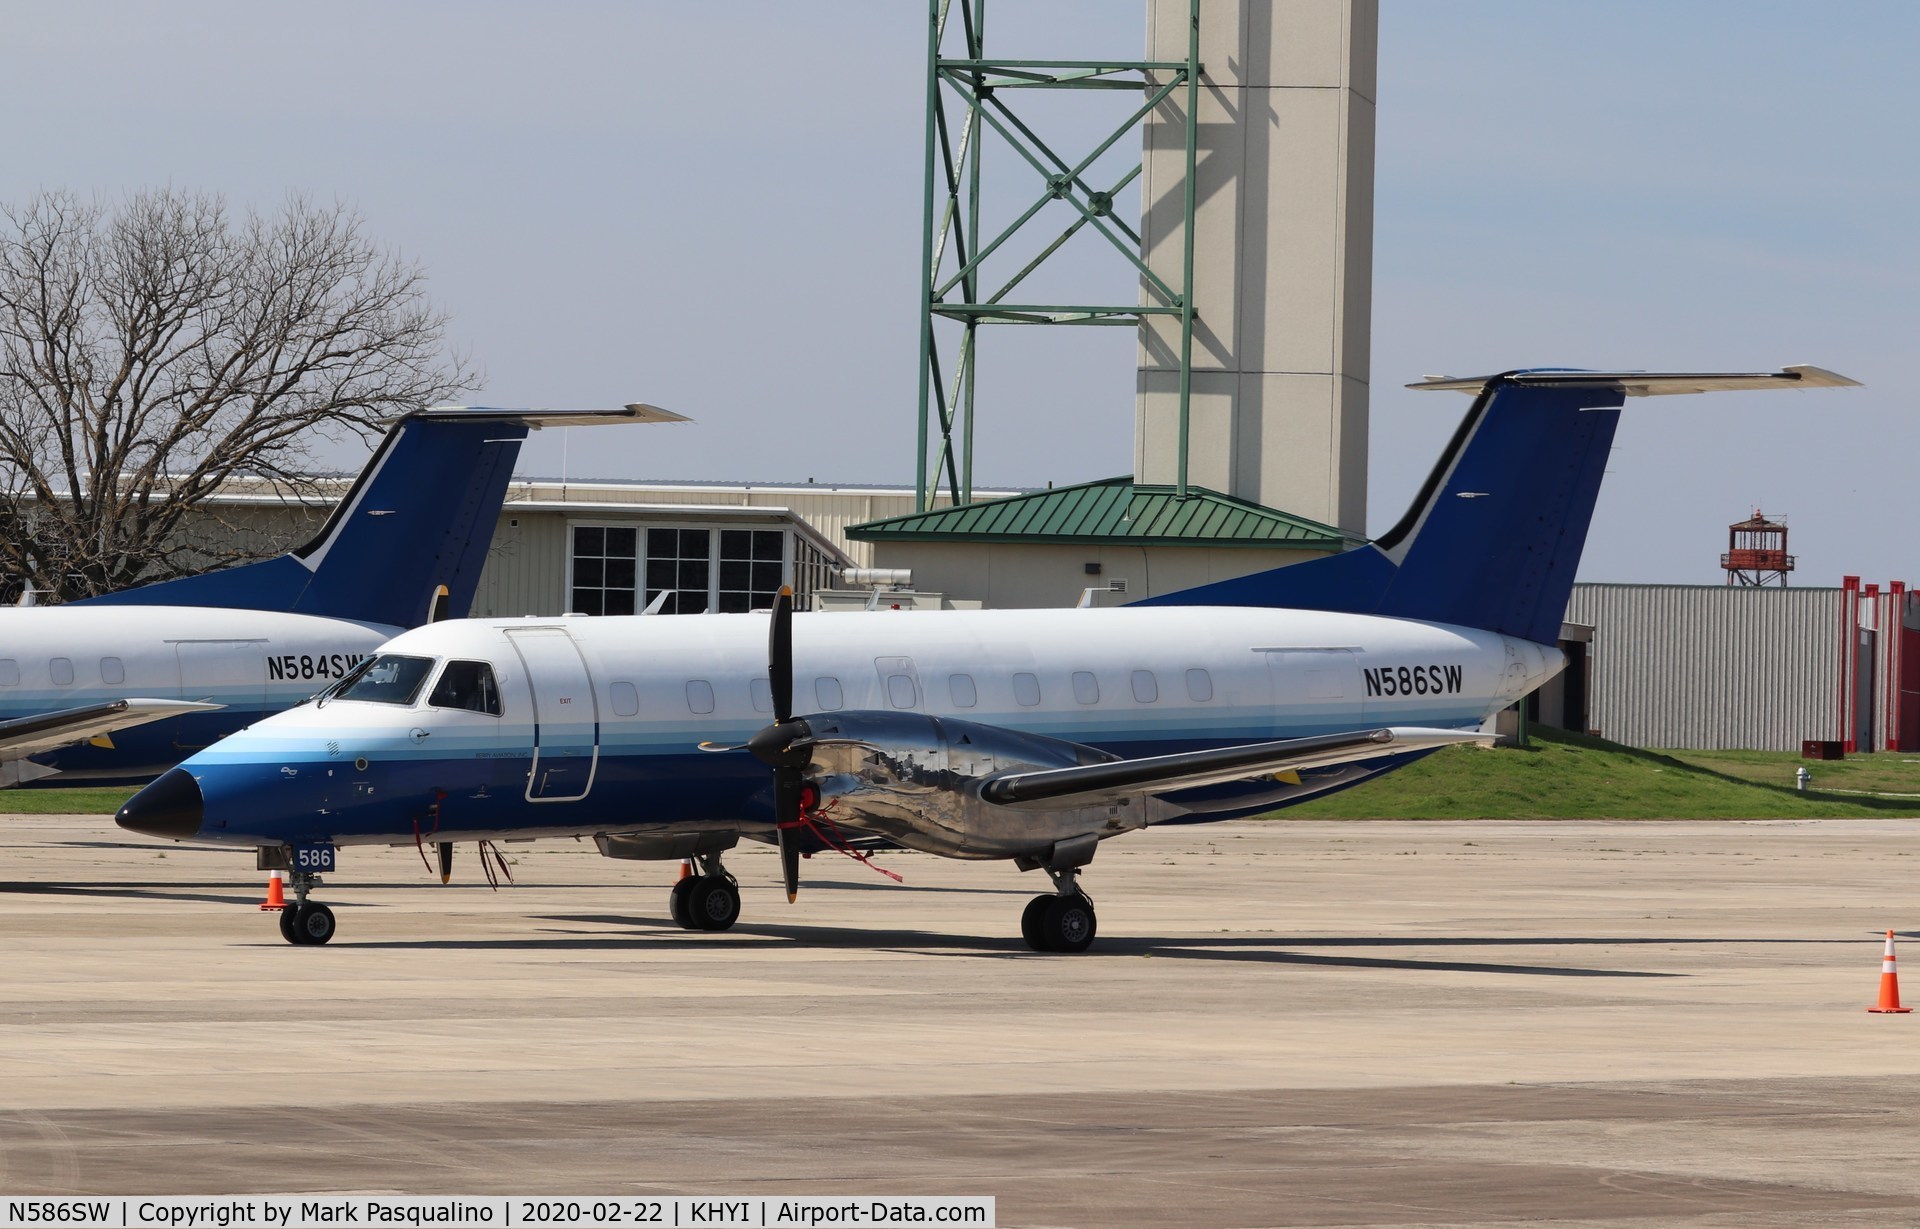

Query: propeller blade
[[778, 825, 802, 904], [437, 841, 453, 885], [774, 769, 803, 903], [769, 585, 793, 724]]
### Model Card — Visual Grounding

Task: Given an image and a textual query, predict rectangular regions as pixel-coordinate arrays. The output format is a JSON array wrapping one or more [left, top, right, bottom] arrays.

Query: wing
[[0, 699, 225, 784], [976, 726, 1489, 811]]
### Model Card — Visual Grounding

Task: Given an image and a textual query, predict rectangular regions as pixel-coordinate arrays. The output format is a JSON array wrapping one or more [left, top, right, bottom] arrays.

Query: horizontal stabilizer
[[1409, 365, 1860, 396], [978, 726, 1489, 811], [0, 699, 225, 769], [410, 403, 688, 427]]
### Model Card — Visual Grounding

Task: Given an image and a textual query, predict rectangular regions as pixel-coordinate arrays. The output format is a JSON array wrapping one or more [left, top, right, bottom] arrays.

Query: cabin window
[[717, 529, 787, 613], [428, 660, 502, 716], [886, 673, 918, 709], [1131, 670, 1158, 703], [570, 525, 638, 616], [815, 676, 843, 710], [100, 657, 126, 686], [948, 674, 977, 708], [339, 654, 435, 706], [749, 677, 774, 713], [49, 658, 74, 686], [0, 659, 17, 686], [1072, 671, 1099, 705], [609, 681, 640, 717], [1186, 668, 1214, 702], [686, 679, 715, 715], [1013, 672, 1041, 707]]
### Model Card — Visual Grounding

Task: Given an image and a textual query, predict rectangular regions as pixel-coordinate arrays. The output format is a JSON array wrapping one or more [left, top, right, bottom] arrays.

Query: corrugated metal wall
[[1565, 584, 1844, 751], [470, 513, 569, 618]]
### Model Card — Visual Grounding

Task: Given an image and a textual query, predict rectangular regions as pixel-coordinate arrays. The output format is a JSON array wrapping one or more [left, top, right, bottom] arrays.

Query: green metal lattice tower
[[915, 0, 1202, 512]]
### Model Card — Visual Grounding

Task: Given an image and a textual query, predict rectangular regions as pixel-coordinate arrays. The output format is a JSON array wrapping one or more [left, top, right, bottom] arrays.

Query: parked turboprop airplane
[[0, 404, 680, 785], [116, 367, 1857, 950]]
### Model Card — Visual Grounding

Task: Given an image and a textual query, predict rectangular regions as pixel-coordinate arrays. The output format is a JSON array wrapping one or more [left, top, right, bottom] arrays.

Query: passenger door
[[505, 628, 599, 802]]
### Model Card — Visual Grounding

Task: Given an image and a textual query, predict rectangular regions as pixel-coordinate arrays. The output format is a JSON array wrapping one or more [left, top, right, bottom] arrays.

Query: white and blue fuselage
[[174, 605, 1560, 848]]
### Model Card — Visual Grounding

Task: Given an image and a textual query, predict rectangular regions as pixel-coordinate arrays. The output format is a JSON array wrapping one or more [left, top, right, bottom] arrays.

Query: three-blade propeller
[[743, 586, 813, 902]]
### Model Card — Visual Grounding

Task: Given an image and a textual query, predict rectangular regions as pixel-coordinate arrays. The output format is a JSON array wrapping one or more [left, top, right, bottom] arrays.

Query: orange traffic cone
[[1869, 930, 1913, 1013], [677, 858, 692, 882], [259, 869, 288, 912]]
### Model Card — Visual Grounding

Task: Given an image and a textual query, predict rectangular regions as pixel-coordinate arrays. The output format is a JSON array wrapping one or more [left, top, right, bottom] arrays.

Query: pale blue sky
[[2, 2, 1912, 584]]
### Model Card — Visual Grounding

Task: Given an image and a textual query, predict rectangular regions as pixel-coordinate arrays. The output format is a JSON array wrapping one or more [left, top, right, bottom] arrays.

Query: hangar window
[[1186, 668, 1214, 702], [645, 528, 712, 615], [0, 659, 17, 686], [100, 657, 126, 686], [1131, 670, 1158, 703], [428, 660, 502, 716], [717, 529, 787, 613], [1013, 672, 1041, 707], [948, 674, 977, 708], [49, 657, 74, 686], [571, 523, 828, 617], [749, 677, 774, 713], [686, 679, 715, 715], [815, 676, 843, 710], [570, 525, 638, 616], [886, 673, 918, 709], [1072, 671, 1099, 705], [609, 681, 640, 717]]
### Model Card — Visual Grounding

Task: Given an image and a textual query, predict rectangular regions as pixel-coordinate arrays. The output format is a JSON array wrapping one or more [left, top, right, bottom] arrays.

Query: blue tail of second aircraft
[[78, 405, 681, 629], [1135, 367, 1856, 645]]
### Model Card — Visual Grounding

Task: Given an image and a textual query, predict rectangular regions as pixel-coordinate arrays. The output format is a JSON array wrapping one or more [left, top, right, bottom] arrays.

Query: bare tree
[[0, 189, 469, 601]]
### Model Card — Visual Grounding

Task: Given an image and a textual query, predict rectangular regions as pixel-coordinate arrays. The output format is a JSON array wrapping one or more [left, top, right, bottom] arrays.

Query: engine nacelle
[[798, 711, 1157, 861]]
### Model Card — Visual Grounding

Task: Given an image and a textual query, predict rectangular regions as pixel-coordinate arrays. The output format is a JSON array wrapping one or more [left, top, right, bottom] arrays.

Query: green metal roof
[[847, 477, 1363, 550]]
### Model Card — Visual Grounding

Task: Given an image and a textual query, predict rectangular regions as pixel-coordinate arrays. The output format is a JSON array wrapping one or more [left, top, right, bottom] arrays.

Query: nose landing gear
[[277, 871, 336, 946]]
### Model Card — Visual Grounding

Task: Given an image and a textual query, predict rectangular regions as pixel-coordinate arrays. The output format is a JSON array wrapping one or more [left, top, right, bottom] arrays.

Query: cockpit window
[[335, 654, 435, 706], [429, 660, 502, 716]]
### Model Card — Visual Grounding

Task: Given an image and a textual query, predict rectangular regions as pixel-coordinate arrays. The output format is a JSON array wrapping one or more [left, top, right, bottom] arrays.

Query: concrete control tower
[[1135, 0, 1376, 534]]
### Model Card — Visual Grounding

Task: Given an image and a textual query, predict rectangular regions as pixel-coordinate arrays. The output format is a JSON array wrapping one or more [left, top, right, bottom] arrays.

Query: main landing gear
[[668, 853, 741, 932], [1021, 867, 1097, 954], [278, 872, 336, 946]]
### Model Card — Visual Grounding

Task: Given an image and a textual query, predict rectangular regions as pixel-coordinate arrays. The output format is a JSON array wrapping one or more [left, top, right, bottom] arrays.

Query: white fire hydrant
[[1796, 766, 1810, 792]]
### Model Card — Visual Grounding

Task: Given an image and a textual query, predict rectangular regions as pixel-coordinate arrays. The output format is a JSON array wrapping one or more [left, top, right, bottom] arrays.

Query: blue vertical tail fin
[[78, 405, 684, 628], [1134, 367, 1857, 644]]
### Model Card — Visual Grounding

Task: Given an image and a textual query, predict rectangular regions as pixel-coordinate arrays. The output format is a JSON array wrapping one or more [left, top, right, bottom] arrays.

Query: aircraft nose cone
[[117, 768, 204, 839]]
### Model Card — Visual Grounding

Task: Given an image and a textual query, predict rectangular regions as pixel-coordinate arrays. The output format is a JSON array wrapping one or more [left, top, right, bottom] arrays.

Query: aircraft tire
[[689, 876, 740, 932], [278, 907, 302, 945], [1037, 894, 1096, 954], [1020, 895, 1051, 951], [669, 877, 698, 929], [292, 902, 337, 946]]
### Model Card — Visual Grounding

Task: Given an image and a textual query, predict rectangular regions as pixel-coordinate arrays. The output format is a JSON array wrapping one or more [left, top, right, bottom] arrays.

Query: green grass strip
[[1284, 725, 1920, 820]]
